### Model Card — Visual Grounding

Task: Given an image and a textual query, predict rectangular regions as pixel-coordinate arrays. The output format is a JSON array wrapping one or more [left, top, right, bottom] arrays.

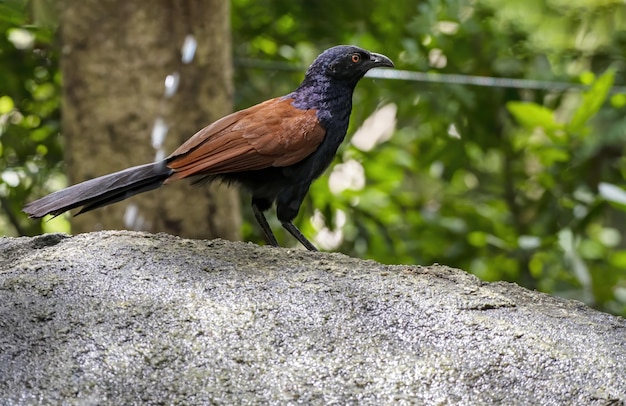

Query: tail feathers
[[24, 162, 173, 218]]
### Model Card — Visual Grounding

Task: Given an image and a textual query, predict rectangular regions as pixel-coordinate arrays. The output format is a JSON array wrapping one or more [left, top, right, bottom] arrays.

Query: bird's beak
[[369, 52, 394, 68]]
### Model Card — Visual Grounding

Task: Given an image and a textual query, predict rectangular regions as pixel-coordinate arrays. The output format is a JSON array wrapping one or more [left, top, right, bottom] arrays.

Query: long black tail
[[23, 161, 173, 218]]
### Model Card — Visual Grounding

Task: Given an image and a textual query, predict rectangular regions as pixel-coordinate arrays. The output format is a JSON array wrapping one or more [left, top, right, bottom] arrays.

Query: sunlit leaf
[[579, 71, 595, 85], [0, 95, 14, 113], [568, 69, 615, 134], [610, 93, 626, 109], [536, 147, 569, 165], [468, 230, 487, 247], [610, 251, 626, 268], [507, 101, 561, 131]]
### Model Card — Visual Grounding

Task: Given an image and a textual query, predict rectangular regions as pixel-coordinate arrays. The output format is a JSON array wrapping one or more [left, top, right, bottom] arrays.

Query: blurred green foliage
[[0, 0, 64, 236], [2, 0, 626, 316]]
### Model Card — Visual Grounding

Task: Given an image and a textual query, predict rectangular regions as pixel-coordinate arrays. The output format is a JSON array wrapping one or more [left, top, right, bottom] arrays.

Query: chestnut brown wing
[[165, 97, 326, 182]]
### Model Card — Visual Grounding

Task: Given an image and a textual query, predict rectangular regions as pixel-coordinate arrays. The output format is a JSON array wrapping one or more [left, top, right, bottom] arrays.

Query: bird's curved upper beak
[[369, 52, 394, 68]]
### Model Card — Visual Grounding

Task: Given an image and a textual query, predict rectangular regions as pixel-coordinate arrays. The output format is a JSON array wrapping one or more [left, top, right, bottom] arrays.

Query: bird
[[23, 45, 394, 251]]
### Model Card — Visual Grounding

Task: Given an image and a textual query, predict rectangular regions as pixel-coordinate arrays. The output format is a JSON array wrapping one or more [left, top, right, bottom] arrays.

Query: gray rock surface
[[0, 230, 624, 405]]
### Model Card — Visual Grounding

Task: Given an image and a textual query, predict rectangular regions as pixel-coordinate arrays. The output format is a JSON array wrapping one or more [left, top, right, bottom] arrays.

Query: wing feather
[[165, 97, 325, 182]]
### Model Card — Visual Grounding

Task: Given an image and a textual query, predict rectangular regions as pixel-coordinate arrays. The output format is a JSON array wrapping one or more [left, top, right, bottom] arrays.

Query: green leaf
[[0, 95, 14, 113], [568, 69, 615, 134], [610, 93, 626, 108], [468, 231, 487, 247], [507, 101, 561, 131], [610, 251, 626, 268], [536, 147, 570, 166]]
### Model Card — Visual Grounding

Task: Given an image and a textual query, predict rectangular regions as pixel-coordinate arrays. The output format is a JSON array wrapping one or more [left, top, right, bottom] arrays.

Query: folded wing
[[165, 97, 326, 182]]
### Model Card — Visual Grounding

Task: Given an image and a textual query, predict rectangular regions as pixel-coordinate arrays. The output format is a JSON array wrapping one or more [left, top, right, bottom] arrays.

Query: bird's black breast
[[288, 79, 355, 177]]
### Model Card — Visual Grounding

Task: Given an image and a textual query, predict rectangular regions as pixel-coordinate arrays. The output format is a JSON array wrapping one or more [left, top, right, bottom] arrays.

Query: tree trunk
[[59, 0, 240, 240]]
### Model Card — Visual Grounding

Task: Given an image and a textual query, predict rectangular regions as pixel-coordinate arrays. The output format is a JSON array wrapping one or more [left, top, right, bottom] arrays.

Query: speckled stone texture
[[1, 231, 624, 405]]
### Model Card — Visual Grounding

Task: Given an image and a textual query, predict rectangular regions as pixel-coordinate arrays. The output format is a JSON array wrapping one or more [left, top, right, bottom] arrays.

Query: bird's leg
[[281, 221, 318, 251], [275, 186, 319, 251], [252, 199, 279, 247]]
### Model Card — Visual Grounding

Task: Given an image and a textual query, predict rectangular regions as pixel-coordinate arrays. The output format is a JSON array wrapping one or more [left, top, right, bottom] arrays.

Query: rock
[[0, 230, 624, 405]]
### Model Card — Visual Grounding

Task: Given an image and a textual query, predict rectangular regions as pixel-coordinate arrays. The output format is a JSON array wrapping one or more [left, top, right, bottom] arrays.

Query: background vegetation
[[2, 0, 626, 316]]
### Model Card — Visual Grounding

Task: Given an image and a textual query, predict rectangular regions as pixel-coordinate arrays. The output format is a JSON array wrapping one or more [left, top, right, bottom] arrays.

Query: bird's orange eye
[[351, 54, 361, 63]]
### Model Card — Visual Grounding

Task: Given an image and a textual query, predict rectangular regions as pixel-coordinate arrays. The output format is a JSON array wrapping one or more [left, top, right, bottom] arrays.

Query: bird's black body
[[24, 45, 394, 250]]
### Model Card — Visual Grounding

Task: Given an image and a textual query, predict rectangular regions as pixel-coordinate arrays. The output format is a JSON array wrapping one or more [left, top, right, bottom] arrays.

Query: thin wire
[[235, 58, 626, 94]]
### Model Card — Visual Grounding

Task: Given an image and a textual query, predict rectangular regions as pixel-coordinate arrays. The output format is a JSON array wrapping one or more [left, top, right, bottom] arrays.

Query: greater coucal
[[24, 45, 394, 251]]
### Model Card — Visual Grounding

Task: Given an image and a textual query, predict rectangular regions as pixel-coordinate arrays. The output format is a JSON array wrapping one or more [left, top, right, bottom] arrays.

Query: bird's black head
[[290, 45, 393, 117], [305, 45, 394, 86]]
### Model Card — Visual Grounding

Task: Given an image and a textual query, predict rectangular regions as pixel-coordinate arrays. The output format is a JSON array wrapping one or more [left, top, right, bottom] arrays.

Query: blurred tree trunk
[[59, 0, 241, 240]]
